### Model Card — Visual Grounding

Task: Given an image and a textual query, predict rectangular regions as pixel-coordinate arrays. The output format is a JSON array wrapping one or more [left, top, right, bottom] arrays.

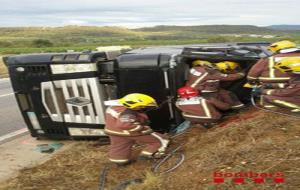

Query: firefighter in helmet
[[186, 60, 245, 109], [175, 86, 231, 127], [247, 40, 300, 108], [247, 40, 299, 86], [253, 57, 300, 113], [104, 93, 169, 165]]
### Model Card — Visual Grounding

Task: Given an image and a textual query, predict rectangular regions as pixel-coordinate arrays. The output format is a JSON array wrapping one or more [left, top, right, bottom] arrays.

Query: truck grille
[[41, 78, 106, 124]]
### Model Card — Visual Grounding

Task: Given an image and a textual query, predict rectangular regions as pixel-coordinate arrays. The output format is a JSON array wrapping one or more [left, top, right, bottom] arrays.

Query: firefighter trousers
[[108, 133, 169, 164]]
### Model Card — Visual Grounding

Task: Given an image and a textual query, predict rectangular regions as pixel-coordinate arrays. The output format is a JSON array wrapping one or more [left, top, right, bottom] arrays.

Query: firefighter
[[253, 57, 300, 113], [247, 40, 300, 87], [186, 60, 245, 109], [104, 93, 169, 165], [175, 86, 231, 127], [247, 40, 300, 108]]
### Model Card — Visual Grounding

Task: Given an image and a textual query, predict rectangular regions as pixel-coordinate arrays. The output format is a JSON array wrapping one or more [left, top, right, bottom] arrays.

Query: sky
[[0, 0, 299, 28]]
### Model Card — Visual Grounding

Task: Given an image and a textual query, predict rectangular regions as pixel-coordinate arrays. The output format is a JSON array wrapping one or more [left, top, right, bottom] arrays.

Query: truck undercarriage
[[3, 42, 271, 139]]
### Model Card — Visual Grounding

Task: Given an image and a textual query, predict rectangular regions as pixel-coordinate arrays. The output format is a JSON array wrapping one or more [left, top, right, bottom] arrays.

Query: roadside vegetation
[[0, 25, 300, 54], [0, 108, 299, 190], [0, 24, 300, 77], [0, 25, 300, 189], [0, 57, 7, 78]]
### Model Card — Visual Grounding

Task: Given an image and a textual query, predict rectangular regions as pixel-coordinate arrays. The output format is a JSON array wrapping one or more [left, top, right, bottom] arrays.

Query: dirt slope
[[0, 107, 299, 190]]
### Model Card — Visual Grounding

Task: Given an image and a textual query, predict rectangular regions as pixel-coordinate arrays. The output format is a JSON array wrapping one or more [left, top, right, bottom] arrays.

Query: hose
[[152, 143, 185, 174], [251, 95, 300, 119], [99, 163, 111, 190], [169, 129, 189, 139], [144, 96, 175, 113], [153, 153, 185, 174]]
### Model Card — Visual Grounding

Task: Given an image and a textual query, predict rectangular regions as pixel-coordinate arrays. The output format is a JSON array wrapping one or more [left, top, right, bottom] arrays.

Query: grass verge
[[0, 108, 299, 190]]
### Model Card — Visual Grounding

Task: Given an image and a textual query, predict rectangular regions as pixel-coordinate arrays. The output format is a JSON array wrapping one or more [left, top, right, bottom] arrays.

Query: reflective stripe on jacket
[[104, 106, 153, 136], [186, 66, 244, 92], [176, 97, 230, 122], [247, 52, 300, 83]]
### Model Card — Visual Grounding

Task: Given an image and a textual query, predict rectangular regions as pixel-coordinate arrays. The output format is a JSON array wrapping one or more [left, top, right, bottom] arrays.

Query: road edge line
[[0, 78, 9, 82], [0, 128, 29, 145], [0, 93, 14, 98]]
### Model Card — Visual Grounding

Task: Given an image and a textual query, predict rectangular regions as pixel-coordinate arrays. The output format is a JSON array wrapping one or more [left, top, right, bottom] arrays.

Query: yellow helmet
[[274, 57, 300, 73], [268, 40, 297, 53], [119, 93, 158, 109], [215, 61, 240, 73], [192, 60, 213, 67]]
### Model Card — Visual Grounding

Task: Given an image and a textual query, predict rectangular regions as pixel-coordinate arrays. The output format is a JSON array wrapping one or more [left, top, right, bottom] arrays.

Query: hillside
[[135, 25, 277, 34], [0, 26, 138, 38], [0, 25, 300, 55], [0, 107, 299, 190], [268, 25, 300, 31], [0, 26, 144, 49]]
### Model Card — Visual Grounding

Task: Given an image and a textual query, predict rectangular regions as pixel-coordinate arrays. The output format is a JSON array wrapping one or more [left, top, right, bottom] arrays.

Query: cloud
[[62, 20, 88, 25], [0, 0, 299, 27]]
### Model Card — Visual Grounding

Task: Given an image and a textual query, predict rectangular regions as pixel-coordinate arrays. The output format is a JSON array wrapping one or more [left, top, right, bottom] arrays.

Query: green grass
[[0, 39, 213, 54], [0, 25, 300, 77], [0, 25, 300, 51]]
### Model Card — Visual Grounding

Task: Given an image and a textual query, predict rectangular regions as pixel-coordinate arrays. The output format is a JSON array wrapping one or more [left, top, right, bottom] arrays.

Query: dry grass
[[0, 107, 299, 190], [127, 172, 162, 190], [0, 56, 8, 78]]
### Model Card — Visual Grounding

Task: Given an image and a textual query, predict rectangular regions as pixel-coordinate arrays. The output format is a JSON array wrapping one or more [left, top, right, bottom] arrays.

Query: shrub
[[32, 39, 53, 47]]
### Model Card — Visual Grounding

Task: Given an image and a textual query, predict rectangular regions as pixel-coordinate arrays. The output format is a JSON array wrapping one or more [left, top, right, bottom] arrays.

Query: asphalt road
[[0, 78, 26, 136]]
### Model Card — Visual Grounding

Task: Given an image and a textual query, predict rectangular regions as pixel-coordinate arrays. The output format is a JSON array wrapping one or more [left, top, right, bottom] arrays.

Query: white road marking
[[0, 128, 28, 144], [0, 78, 9, 83], [0, 93, 14, 98]]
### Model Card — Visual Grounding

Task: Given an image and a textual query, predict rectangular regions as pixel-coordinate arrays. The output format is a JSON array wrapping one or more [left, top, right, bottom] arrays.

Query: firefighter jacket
[[261, 77, 300, 111], [201, 89, 245, 109], [175, 96, 231, 123], [247, 50, 300, 85], [104, 106, 153, 136], [186, 66, 245, 93]]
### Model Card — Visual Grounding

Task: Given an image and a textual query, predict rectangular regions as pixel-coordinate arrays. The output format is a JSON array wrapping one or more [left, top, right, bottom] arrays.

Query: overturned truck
[[3, 43, 270, 140]]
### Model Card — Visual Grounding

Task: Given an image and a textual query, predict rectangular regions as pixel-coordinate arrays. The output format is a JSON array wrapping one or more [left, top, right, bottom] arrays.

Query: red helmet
[[177, 86, 199, 98]]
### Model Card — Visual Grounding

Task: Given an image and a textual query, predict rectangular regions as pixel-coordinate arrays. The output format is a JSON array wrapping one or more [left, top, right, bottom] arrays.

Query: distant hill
[[0, 25, 292, 41], [0, 26, 140, 40], [135, 25, 278, 34], [0, 25, 299, 53], [267, 25, 300, 31], [0, 26, 144, 49]]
